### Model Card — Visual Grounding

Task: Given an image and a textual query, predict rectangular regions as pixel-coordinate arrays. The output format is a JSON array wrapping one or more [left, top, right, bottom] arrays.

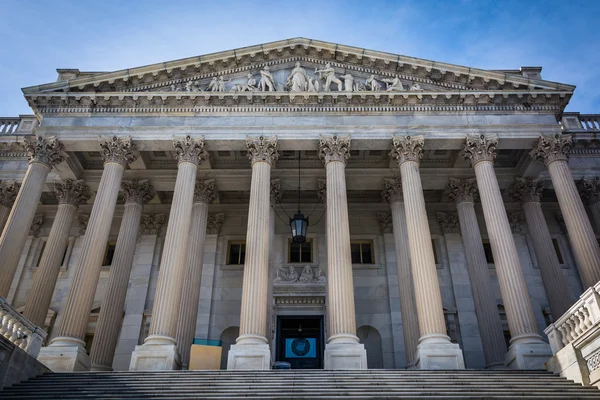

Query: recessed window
[[227, 241, 246, 265], [351, 241, 374, 264], [552, 238, 564, 264], [482, 239, 494, 264], [288, 239, 313, 263], [103, 241, 117, 266]]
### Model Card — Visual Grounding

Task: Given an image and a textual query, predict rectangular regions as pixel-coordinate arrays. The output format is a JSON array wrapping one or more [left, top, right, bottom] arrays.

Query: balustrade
[[0, 296, 46, 357]]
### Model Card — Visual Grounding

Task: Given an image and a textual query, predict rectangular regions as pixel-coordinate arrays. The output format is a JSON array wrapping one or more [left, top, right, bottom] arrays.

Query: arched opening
[[357, 325, 383, 369], [219, 326, 239, 369]]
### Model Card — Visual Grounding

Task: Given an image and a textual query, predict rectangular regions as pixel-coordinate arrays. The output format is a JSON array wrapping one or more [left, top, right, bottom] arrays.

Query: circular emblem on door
[[291, 338, 311, 357]]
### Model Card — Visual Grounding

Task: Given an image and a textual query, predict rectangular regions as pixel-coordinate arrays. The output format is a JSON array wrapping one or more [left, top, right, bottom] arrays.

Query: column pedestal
[[415, 334, 465, 370], [37, 337, 91, 372], [227, 336, 271, 370]]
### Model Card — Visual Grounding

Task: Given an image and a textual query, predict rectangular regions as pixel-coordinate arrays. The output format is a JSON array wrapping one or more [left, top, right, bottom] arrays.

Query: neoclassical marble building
[[0, 38, 598, 372]]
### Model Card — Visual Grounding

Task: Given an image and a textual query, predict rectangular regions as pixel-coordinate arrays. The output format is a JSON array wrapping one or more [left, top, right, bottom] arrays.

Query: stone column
[[463, 135, 550, 369], [266, 179, 282, 356], [382, 177, 420, 368], [130, 136, 208, 371], [228, 136, 278, 370], [318, 135, 367, 370], [175, 179, 216, 370], [23, 179, 91, 327], [446, 177, 507, 368], [508, 177, 572, 317], [0, 137, 65, 298], [90, 179, 155, 371], [390, 135, 464, 369], [531, 135, 600, 289], [578, 177, 600, 235], [38, 136, 136, 372], [0, 180, 19, 233]]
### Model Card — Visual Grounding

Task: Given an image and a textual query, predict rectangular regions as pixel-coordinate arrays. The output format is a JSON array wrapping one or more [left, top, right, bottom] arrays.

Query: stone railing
[[0, 115, 38, 136], [561, 113, 600, 133], [0, 297, 46, 357], [545, 282, 600, 387]]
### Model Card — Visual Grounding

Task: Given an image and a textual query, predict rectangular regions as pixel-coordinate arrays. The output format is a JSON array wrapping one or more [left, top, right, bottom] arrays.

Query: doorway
[[276, 315, 324, 369]]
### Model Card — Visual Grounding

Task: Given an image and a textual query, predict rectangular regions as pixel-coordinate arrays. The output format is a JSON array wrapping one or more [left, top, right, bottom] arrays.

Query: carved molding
[[100, 136, 138, 167], [530, 134, 572, 167], [140, 213, 166, 235], [24, 136, 65, 168], [270, 179, 282, 204], [389, 135, 424, 165], [194, 179, 217, 204], [207, 213, 225, 235], [577, 177, 600, 205], [246, 136, 279, 166], [319, 135, 351, 165], [382, 177, 403, 204], [437, 212, 460, 234], [462, 135, 498, 166], [0, 180, 19, 208], [447, 177, 478, 204], [29, 214, 44, 237], [376, 211, 393, 234], [173, 135, 209, 166], [55, 179, 91, 207], [508, 177, 543, 204], [77, 214, 89, 236], [121, 179, 156, 205]]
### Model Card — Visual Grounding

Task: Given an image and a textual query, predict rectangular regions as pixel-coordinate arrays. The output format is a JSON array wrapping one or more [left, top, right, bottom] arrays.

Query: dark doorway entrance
[[276, 315, 324, 369]]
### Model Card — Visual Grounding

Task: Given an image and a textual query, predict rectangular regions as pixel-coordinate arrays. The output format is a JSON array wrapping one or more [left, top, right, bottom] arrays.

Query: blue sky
[[1, 0, 598, 115]]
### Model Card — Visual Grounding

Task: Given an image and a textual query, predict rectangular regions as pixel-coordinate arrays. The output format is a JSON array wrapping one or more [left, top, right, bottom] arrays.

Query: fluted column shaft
[[24, 204, 77, 326], [0, 162, 51, 297], [52, 162, 125, 346], [90, 202, 145, 370], [399, 160, 448, 338], [175, 199, 210, 369], [472, 161, 539, 342], [325, 160, 358, 342], [455, 200, 507, 367], [147, 162, 198, 344], [549, 161, 600, 287], [389, 200, 419, 366], [522, 201, 572, 316], [238, 161, 272, 342]]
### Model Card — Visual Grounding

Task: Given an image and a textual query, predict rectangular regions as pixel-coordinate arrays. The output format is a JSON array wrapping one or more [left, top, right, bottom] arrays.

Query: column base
[[324, 340, 367, 370], [485, 361, 507, 370], [414, 334, 465, 370], [129, 343, 181, 371], [227, 342, 271, 370], [38, 338, 91, 372], [505, 337, 552, 370], [90, 364, 113, 372]]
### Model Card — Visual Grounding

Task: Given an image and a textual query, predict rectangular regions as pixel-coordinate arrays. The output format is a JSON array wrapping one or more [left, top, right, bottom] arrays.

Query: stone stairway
[[2, 370, 600, 399]]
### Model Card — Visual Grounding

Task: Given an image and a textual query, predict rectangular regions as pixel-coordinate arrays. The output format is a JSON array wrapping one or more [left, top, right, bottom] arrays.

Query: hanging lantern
[[290, 211, 308, 244]]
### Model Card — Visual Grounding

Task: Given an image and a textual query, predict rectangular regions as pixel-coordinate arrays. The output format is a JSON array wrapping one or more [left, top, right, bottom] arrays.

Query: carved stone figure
[[307, 76, 319, 92], [216, 76, 230, 92], [259, 66, 275, 92], [365, 75, 381, 91], [299, 265, 315, 282], [207, 77, 218, 92], [240, 74, 257, 92], [340, 74, 354, 92], [409, 82, 423, 91], [315, 266, 326, 283], [275, 265, 299, 282], [315, 63, 342, 92], [185, 81, 194, 92], [286, 62, 309, 92], [382, 75, 404, 91]]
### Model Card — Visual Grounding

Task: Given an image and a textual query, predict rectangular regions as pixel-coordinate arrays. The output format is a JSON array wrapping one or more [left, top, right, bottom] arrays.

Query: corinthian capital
[[447, 178, 478, 204], [100, 136, 138, 167], [317, 178, 327, 203], [0, 180, 19, 208], [462, 135, 498, 166], [530, 134, 571, 167], [389, 135, 424, 165], [577, 177, 600, 205], [437, 212, 460, 234], [319, 135, 351, 165], [140, 213, 166, 235], [508, 177, 543, 204], [246, 136, 278, 166], [24, 136, 65, 168], [194, 179, 217, 204], [270, 179, 282, 204], [382, 177, 403, 204], [121, 179, 155, 205], [29, 214, 44, 237], [376, 211, 393, 234], [207, 213, 225, 235], [174, 136, 209, 166], [55, 179, 91, 207]]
